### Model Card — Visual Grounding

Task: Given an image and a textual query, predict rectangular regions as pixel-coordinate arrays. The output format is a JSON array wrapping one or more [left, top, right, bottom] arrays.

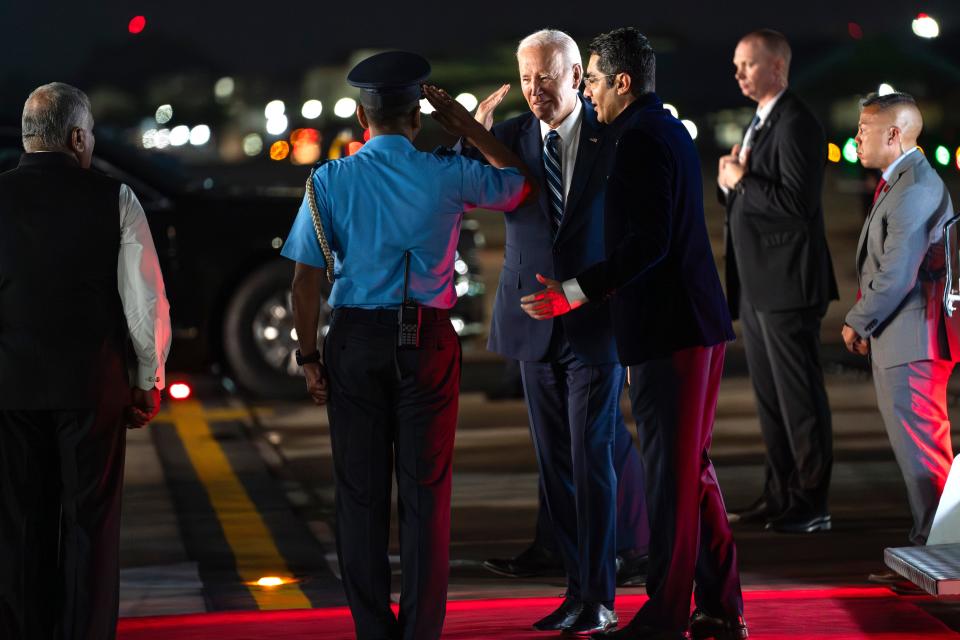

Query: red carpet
[[118, 587, 958, 639]]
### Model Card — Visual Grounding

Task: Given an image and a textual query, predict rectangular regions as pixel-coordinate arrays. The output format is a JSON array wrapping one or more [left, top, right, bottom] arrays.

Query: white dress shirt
[[118, 183, 172, 390], [539, 98, 583, 200]]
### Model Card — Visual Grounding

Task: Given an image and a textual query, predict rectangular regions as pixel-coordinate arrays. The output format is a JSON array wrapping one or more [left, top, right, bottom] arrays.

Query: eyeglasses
[[583, 73, 617, 88]]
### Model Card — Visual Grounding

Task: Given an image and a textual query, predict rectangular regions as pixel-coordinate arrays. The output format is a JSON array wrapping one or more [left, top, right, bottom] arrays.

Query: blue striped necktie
[[543, 129, 564, 236]]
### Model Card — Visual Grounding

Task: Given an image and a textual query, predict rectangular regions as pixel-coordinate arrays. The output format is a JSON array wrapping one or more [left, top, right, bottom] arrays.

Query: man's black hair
[[361, 99, 419, 128], [860, 91, 916, 112], [588, 27, 655, 97]]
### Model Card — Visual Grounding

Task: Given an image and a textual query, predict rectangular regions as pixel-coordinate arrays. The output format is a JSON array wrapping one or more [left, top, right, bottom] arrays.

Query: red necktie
[[873, 177, 887, 204]]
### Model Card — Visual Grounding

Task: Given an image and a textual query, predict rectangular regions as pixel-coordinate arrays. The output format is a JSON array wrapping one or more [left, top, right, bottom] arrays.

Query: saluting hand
[[423, 85, 483, 139], [520, 274, 572, 320], [303, 362, 329, 406], [474, 84, 510, 131]]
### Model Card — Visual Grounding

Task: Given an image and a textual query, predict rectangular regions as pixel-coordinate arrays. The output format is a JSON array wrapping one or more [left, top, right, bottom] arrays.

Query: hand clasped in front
[[520, 274, 572, 320]]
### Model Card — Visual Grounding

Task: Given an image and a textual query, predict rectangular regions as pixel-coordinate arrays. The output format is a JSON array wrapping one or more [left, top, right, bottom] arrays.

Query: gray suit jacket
[[845, 150, 959, 368]]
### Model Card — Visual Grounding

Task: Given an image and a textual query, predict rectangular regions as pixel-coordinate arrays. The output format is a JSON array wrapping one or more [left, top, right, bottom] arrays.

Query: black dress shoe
[[483, 544, 564, 578], [726, 496, 780, 524], [564, 603, 618, 636], [689, 609, 749, 640], [616, 553, 648, 587], [533, 597, 583, 631], [766, 508, 831, 533]]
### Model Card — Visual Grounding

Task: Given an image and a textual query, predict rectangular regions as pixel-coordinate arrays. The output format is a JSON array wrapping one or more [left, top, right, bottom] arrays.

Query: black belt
[[332, 307, 450, 324]]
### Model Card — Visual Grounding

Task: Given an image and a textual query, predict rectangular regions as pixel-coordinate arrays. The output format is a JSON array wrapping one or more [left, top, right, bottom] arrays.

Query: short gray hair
[[860, 91, 916, 112], [21, 82, 92, 151], [517, 29, 582, 69]]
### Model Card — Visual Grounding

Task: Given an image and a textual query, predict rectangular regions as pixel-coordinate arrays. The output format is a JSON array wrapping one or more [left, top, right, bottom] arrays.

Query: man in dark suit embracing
[[718, 29, 838, 533], [469, 29, 649, 635], [523, 28, 746, 640]]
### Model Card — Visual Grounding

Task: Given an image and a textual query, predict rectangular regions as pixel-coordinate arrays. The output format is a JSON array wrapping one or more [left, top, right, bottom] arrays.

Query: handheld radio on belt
[[398, 251, 421, 348]]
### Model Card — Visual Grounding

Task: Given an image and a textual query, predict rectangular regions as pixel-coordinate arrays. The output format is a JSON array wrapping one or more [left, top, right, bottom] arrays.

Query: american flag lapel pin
[[589, 137, 598, 143]]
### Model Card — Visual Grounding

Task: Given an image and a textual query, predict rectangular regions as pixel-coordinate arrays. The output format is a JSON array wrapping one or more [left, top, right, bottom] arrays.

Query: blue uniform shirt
[[281, 134, 527, 309]]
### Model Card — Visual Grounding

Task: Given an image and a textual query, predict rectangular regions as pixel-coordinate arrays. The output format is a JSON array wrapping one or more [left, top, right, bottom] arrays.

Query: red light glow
[[848, 22, 863, 40], [128, 16, 147, 34], [169, 383, 192, 400]]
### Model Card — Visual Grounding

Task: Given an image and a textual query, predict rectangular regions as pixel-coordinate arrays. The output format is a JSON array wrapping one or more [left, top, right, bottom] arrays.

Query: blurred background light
[[455, 93, 478, 111], [142, 129, 157, 149], [827, 142, 841, 163], [155, 104, 173, 124], [214, 77, 235, 100], [334, 98, 357, 118], [242, 133, 263, 157], [935, 145, 950, 166], [154, 129, 170, 149], [270, 140, 290, 161], [128, 15, 146, 35], [264, 100, 286, 119], [842, 137, 858, 163], [189, 125, 211, 146], [301, 99, 323, 119], [848, 22, 863, 40], [663, 103, 679, 118], [681, 119, 698, 140], [168, 382, 192, 400], [169, 125, 190, 146], [912, 13, 940, 39], [956, 147, 960, 171], [420, 98, 435, 115], [878, 83, 896, 96], [266, 114, 288, 135]]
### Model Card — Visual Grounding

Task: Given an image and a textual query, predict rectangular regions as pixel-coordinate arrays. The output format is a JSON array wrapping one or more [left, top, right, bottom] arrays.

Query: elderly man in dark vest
[[0, 82, 171, 640]]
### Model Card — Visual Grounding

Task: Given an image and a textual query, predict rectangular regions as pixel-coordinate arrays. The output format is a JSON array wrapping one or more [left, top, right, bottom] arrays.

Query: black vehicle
[[0, 127, 486, 397]]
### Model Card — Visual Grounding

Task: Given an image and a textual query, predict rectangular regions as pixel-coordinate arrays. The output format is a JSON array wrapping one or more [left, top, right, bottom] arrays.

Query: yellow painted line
[[167, 399, 311, 609]]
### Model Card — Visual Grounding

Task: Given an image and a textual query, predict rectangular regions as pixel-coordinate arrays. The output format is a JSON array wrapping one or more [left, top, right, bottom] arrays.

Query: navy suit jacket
[[482, 96, 618, 365], [576, 93, 735, 364]]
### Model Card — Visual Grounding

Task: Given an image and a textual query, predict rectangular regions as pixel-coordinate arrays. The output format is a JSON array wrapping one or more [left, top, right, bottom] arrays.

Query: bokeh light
[[264, 100, 286, 119], [455, 93, 478, 111], [128, 16, 146, 34], [334, 98, 357, 118], [214, 77, 235, 100], [663, 103, 679, 118], [301, 100, 323, 119], [266, 114, 288, 136], [842, 138, 858, 163], [878, 83, 895, 96], [169, 125, 190, 147], [935, 145, 950, 166], [827, 142, 841, 163], [189, 125, 211, 146], [242, 133, 263, 157], [270, 140, 290, 161], [912, 13, 940, 39], [155, 104, 173, 124], [681, 119, 698, 140], [419, 99, 435, 115], [848, 22, 863, 40]]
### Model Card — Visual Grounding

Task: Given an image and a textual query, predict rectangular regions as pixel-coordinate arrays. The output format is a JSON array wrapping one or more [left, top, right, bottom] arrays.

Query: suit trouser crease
[[520, 341, 620, 606], [872, 359, 954, 545], [628, 344, 743, 631], [0, 403, 126, 640], [739, 293, 834, 512], [325, 314, 460, 640]]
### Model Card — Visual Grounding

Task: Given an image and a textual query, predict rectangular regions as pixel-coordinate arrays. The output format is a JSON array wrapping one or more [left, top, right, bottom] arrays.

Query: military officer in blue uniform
[[281, 51, 535, 640]]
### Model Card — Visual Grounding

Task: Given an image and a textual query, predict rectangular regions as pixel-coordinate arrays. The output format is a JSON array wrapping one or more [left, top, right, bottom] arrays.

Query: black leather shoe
[[726, 496, 781, 524], [564, 603, 618, 636], [483, 544, 564, 578], [533, 597, 583, 631], [616, 553, 648, 587], [689, 609, 749, 640], [766, 509, 831, 533], [596, 618, 686, 639]]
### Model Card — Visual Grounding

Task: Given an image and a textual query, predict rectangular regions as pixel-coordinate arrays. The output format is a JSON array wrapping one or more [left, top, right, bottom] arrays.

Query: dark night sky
[[3, 0, 960, 80]]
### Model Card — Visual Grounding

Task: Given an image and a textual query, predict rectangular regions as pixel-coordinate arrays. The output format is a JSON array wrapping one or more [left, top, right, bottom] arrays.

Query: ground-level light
[[169, 382, 192, 400]]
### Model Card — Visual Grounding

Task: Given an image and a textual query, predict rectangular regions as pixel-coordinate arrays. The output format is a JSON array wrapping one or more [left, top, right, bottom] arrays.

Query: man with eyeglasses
[[465, 28, 650, 635], [523, 28, 746, 640]]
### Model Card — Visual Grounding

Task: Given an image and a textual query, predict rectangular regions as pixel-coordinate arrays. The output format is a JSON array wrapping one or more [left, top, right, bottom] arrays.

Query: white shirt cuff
[[137, 363, 165, 391], [562, 278, 589, 309]]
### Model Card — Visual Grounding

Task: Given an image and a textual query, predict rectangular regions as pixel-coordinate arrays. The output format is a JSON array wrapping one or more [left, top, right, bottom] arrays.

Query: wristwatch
[[295, 349, 322, 366]]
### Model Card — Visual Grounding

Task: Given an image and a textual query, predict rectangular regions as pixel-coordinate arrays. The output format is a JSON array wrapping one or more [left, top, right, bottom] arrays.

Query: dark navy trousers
[[521, 339, 622, 607]]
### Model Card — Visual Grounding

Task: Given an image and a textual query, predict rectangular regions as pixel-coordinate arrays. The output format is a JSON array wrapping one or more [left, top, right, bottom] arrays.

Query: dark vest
[[0, 153, 128, 409]]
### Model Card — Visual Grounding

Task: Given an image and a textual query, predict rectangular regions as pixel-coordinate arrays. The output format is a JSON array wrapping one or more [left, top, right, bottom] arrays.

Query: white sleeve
[[118, 184, 172, 390], [562, 278, 589, 308]]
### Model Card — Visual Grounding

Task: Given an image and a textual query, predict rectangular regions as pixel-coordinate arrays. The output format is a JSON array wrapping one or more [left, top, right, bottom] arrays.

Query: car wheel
[[222, 259, 331, 398]]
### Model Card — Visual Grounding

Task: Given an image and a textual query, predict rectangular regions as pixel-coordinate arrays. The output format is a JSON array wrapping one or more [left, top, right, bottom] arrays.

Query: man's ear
[[70, 127, 85, 154], [571, 63, 583, 89], [411, 106, 421, 131], [617, 72, 633, 97], [356, 104, 369, 130]]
